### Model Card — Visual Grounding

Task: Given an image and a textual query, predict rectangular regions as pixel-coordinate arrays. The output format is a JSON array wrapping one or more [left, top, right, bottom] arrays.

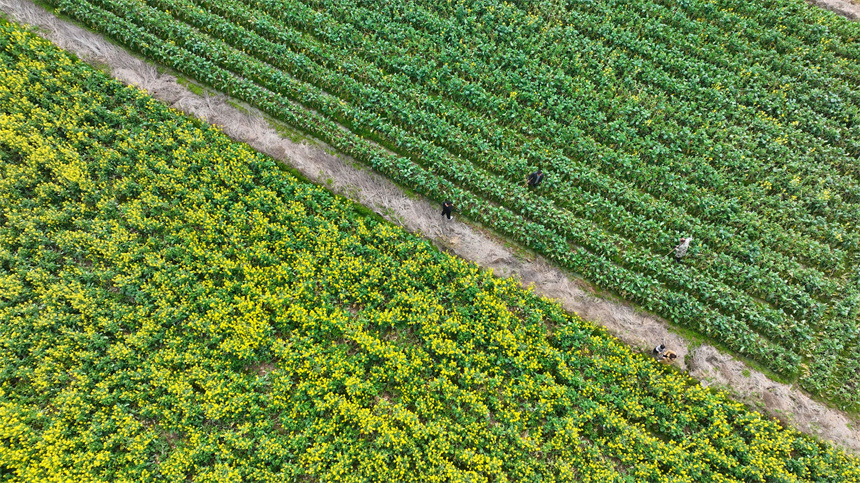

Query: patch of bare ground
[[4, 0, 859, 456], [806, 0, 860, 19]]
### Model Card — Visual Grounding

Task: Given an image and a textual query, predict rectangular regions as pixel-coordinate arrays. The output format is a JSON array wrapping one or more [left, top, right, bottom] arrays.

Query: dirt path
[[3, 0, 859, 456], [807, 0, 860, 19]]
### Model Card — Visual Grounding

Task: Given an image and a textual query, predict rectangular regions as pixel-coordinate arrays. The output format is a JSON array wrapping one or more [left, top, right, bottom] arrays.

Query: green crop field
[[38, 0, 860, 410], [2, 20, 859, 481]]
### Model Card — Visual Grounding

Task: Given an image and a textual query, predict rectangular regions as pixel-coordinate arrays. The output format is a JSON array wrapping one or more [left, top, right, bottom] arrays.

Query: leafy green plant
[[41, 0, 860, 409]]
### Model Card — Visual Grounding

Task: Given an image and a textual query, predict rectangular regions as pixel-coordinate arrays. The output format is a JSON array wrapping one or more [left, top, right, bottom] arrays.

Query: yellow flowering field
[[40, 0, 860, 410], [0, 20, 858, 482]]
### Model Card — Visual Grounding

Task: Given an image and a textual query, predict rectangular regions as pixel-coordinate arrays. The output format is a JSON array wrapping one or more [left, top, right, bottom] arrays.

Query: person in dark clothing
[[526, 169, 544, 187], [441, 200, 454, 220]]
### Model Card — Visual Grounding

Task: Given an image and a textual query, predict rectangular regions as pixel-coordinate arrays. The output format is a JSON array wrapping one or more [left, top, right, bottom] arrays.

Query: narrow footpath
[[3, 0, 858, 455], [808, 0, 860, 18]]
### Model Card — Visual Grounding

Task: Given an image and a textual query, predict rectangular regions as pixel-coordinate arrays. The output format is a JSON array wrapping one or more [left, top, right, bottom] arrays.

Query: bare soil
[[3, 0, 859, 456], [807, 0, 860, 18]]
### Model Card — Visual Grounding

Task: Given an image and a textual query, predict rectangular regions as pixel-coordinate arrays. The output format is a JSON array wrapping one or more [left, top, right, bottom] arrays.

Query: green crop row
[[140, 0, 820, 351], [168, 0, 826, 327], [46, 0, 809, 377], [40, 0, 860, 407], [2, 21, 859, 480], [263, 0, 854, 278], [326, 0, 860, 245]]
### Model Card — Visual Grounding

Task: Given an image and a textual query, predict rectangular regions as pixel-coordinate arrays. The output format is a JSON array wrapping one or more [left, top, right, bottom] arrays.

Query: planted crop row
[[688, 0, 860, 62], [284, 0, 857, 276], [188, 0, 835, 322], [640, 0, 860, 111], [179, 0, 840, 334], [344, 0, 860, 250], [322, 0, 860, 399], [47, 0, 805, 375], [566, 0, 860, 140], [217, 0, 860, 340], [280, 0, 860, 394], [2, 23, 859, 481], [142, 0, 826, 343], [323, 0, 859, 229], [42, 0, 860, 407], [108, 0, 825, 354]]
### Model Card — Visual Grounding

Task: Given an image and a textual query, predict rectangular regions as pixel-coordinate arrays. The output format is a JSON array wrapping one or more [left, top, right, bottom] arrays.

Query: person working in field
[[661, 350, 678, 363], [526, 169, 544, 188], [653, 343, 678, 363], [441, 200, 454, 220], [673, 237, 692, 263]]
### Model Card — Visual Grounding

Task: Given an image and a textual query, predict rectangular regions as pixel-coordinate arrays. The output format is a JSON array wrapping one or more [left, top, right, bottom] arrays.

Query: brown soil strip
[[807, 0, 860, 19], [3, 0, 859, 456]]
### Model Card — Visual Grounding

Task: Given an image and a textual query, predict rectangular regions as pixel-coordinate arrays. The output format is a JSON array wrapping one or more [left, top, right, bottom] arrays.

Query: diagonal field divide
[[2, 0, 859, 455], [807, 0, 860, 18]]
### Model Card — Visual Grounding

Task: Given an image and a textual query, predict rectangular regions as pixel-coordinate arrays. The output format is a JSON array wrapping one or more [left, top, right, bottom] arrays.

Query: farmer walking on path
[[441, 200, 454, 220], [526, 169, 544, 188], [673, 237, 692, 263]]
